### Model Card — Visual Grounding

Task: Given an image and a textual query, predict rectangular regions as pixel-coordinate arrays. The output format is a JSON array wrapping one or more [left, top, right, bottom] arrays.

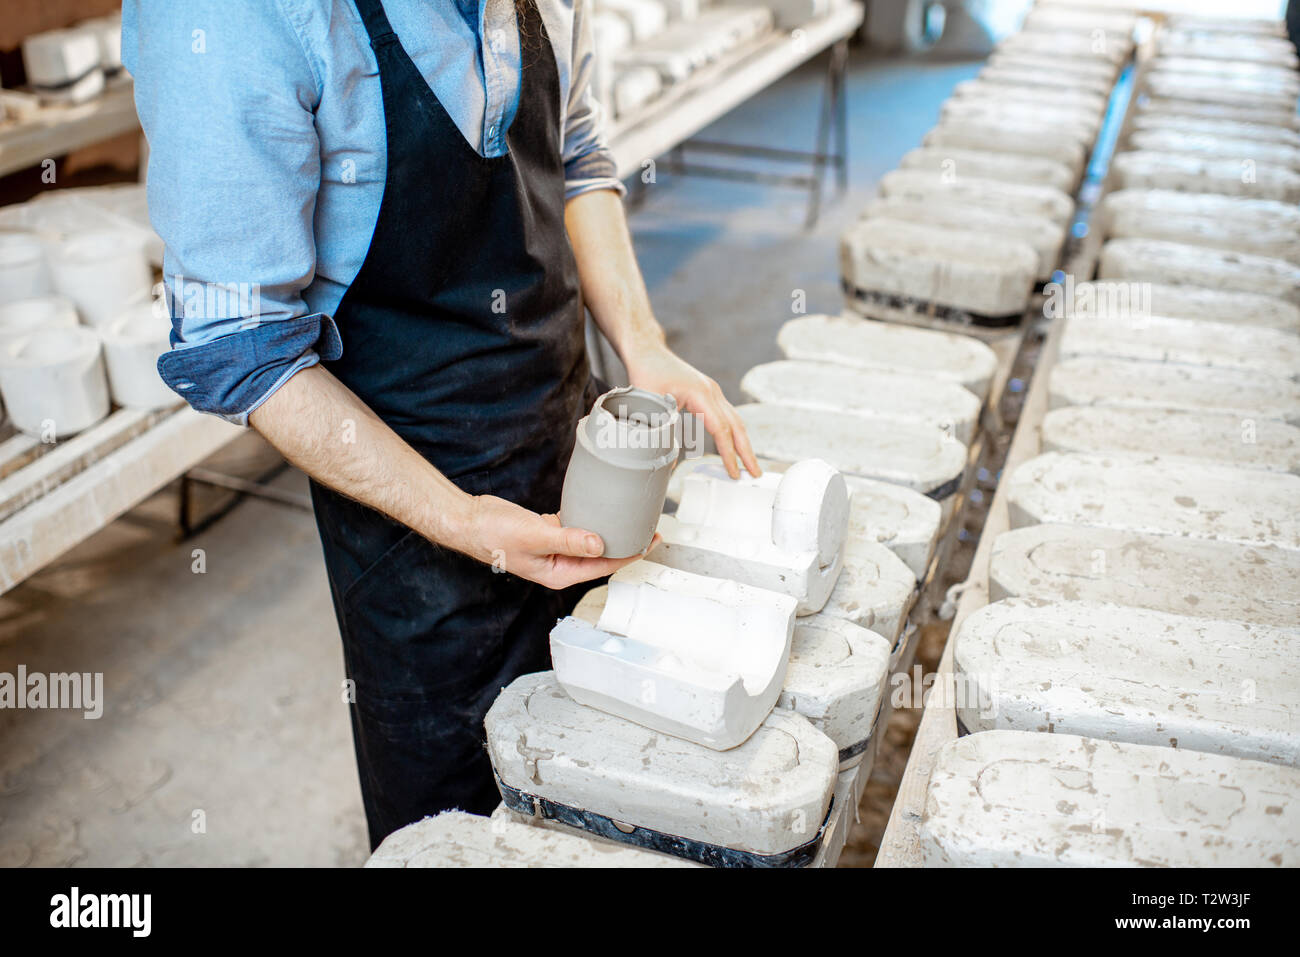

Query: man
[[124, 0, 759, 849]]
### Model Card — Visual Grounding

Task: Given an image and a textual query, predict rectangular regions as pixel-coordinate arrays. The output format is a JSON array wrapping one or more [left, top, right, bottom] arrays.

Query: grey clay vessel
[[560, 386, 681, 558]]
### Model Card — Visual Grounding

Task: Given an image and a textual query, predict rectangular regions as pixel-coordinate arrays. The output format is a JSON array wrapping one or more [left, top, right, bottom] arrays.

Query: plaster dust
[[0, 51, 988, 867]]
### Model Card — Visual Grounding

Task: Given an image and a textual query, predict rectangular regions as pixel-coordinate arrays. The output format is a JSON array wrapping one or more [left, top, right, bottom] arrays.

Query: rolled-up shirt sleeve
[[123, 0, 336, 426], [563, 0, 624, 199]]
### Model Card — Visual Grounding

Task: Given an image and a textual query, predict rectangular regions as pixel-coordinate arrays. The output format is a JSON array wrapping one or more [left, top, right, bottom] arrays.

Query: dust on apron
[[311, 0, 595, 850]]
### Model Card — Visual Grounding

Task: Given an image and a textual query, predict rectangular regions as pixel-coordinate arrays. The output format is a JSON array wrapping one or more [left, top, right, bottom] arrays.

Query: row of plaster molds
[[1152, 56, 1300, 92], [777, 313, 998, 400], [551, 561, 796, 750], [736, 402, 968, 507], [1099, 188, 1300, 264], [21, 28, 104, 105], [1137, 96, 1300, 132], [1110, 150, 1300, 203], [1059, 314, 1300, 381], [0, 295, 78, 346], [860, 197, 1064, 282], [486, 671, 839, 864], [878, 169, 1074, 226], [365, 810, 696, 868], [648, 459, 848, 615], [840, 218, 1038, 320], [919, 730, 1300, 867], [951, 78, 1107, 117], [740, 358, 982, 445], [1042, 406, 1300, 475], [940, 93, 1102, 137], [573, 585, 890, 767], [995, 27, 1131, 64], [1130, 111, 1300, 147], [921, 123, 1087, 184], [897, 146, 1075, 193], [1163, 14, 1284, 36], [559, 386, 680, 559], [1155, 30, 1299, 68], [1099, 238, 1300, 304], [50, 231, 154, 328], [1006, 451, 1300, 554], [1144, 70, 1299, 113], [953, 599, 1300, 767], [0, 326, 109, 438], [1049, 356, 1300, 426], [1129, 129, 1300, 171], [1062, 280, 1300, 333], [1021, 4, 1137, 36], [990, 523, 1300, 628], [986, 51, 1118, 85], [101, 301, 178, 410], [977, 63, 1111, 98], [665, 455, 942, 581], [0, 233, 52, 306]]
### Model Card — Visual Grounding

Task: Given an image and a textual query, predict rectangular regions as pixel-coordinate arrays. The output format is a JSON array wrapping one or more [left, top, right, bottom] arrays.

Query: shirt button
[[488, 124, 498, 139]]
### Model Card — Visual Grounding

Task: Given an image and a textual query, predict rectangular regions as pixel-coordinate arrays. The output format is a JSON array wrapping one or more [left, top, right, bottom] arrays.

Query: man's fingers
[[702, 400, 741, 479], [542, 522, 606, 558], [546, 552, 643, 590], [723, 402, 761, 477]]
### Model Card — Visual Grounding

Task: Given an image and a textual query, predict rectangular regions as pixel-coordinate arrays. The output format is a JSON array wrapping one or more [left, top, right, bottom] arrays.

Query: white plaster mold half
[[0, 295, 78, 347], [989, 523, 1300, 629], [0, 232, 52, 306], [1062, 280, 1300, 333], [953, 598, 1300, 766], [550, 561, 797, 750], [897, 146, 1075, 193], [485, 671, 839, 859], [559, 386, 680, 558], [649, 459, 849, 615], [920, 730, 1300, 866], [1099, 238, 1300, 304], [49, 230, 154, 328], [100, 301, 179, 410], [0, 325, 109, 437]]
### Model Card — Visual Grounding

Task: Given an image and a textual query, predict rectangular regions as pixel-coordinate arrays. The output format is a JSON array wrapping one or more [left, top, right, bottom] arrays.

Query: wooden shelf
[[0, 82, 139, 180]]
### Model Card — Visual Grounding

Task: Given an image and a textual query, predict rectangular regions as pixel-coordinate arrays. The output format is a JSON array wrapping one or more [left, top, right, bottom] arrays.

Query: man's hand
[[452, 495, 655, 589], [625, 343, 761, 480]]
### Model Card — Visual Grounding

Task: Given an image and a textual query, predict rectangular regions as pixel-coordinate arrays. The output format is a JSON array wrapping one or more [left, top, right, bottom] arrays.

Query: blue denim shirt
[[122, 0, 621, 425]]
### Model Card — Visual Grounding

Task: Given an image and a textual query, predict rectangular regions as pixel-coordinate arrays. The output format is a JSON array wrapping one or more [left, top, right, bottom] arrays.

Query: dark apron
[[313, 0, 596, 850]]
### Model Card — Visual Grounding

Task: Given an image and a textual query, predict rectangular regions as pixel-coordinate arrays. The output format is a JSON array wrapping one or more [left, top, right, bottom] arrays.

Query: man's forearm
[[248, 364, 475, 554]]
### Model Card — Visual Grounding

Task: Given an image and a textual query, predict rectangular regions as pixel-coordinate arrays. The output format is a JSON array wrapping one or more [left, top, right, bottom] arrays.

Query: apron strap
[[351, 0, 399, 49]]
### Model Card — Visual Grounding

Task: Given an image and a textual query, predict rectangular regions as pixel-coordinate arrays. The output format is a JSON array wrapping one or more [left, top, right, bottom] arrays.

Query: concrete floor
[[0, 48, 981, 868]]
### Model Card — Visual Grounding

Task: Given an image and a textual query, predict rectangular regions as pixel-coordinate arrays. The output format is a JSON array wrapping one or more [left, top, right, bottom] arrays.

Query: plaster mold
[[0, 326, 108, 438], [919, 730, 1300, 867], [1061, 280, 1300, 332], [1021, 6, 1137, 35], [1151, 57, 1300, 93], [1042, 406, 1300, 474], [1006, 452, 1300, 553], [1138, 97, 1300, 130], [777, 313, 997, 399], [990, 523, 1300, 627], [939, 96, 1100, 138], [1049, 356, 1300, 425], [49, 231, 153, 328], [1099, 188, 1300, 263], [559, 386, 680, 558], [21, 29, 103, 104], [74, 15, 123, 75], [486, 671, 839, 863], [820, 535, 917, 650], [1111, 150, 1300, 202], [365, 809, 696, 867], [859, 197, 1064, 281], [897, 146, 1074, 192], [666, 455, 942, 580], [953, 599, 1300, 766], [1155, 32, 1299, 67], [1059, 314, 1300, 380], [551, 562, 796, 750], [741, 359, 981, 444], [878, 169, 1073, 225], [574, 587, 890, 767], [1128, 129, 1300, 171], [1144, 71, 1298, 112], [1129, 113, 1300, 148], [986, 51, 1117, 84], [841, 218, 1037, 318], [996, 30, 1129, 65], [100, 302, 178, 410], [611, 67, 662, 118], [950, 78, 1107, 116], [1099, 238, 1300, 304], [0, 295, 78, 346], [649, 460, 849, 615], [1163, 15, 1284, 36], [736, 402, 967, 504], [923, 121, 1089, 180], [977, 64, 1111, 96], [0, 233, 52, 306], [599, 0, 669, 41]]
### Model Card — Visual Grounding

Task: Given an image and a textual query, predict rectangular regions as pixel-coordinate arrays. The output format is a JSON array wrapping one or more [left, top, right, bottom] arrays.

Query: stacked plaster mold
[[919, 11, 1300, 869]]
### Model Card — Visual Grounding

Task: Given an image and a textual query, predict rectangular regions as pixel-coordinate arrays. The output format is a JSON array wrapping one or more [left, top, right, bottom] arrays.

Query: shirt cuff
[[158, 312, 342, 426], [565, 146, 625, 199]]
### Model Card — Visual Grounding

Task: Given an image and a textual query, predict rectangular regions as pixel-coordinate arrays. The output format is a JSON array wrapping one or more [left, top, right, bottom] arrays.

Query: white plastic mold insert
[[953, 599, 1300, 766], [486, 671, 839, 865], [989, 523, 1300, 628], [919, 730, 1300, 867]]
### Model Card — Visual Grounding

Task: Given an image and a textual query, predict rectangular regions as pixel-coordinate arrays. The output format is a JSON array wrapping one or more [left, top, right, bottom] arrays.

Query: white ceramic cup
[[50, 230, 153, 328], [0, 325, 110, 438], [101, 300, 178, 409]]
